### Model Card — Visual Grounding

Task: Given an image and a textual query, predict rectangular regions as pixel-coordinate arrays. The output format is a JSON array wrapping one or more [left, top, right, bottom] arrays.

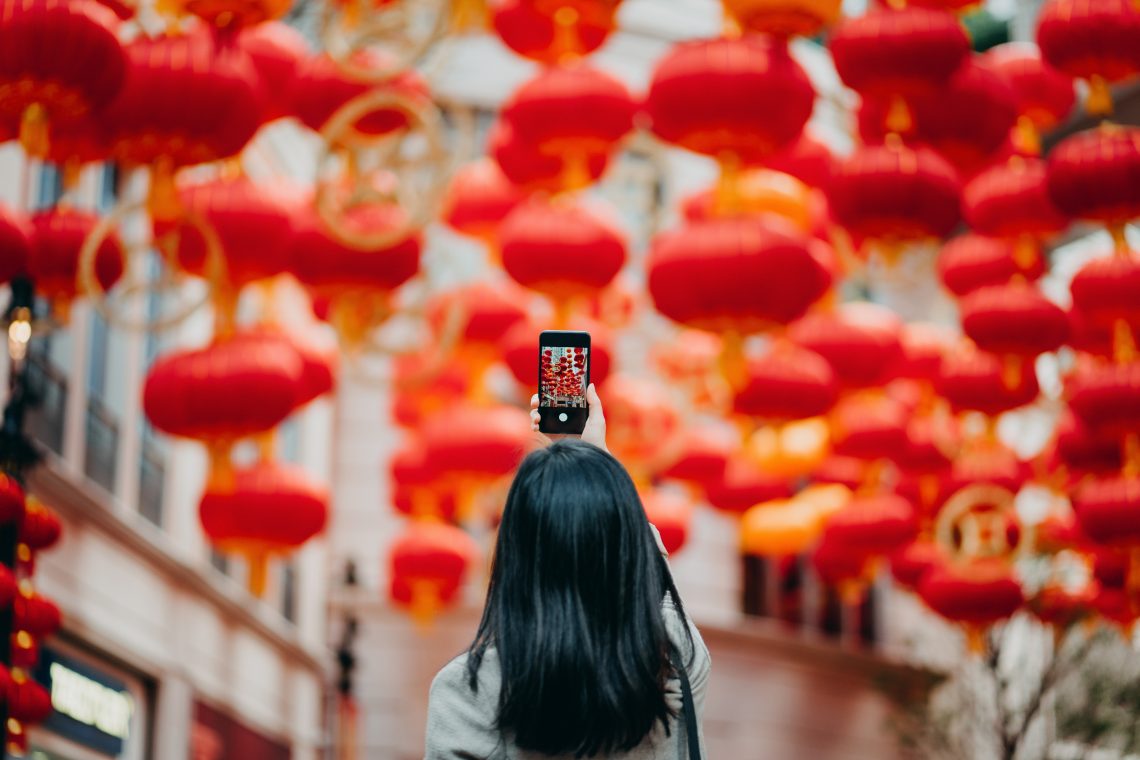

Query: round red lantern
[[826, 142, 961, 246], [702, 456, 792, 515], [7, 675, 52, 724], [199, 460, 328, 596], [167, 0, 290, 29], [733, 343, 838, 421], [657, 425, 738, 488], [603, 375, 684, 476], [829, 392, 909, 462], [0, 474, 25, 525], [1070, 250, 1140, 333], [0, 566, 15, 610], [1052, 409, 1123, 476], [499, 196, 627, 302], [889, 539, 947, 590], [238, 21, 311, 123], [489, 117, 609, 193], [501, 63, 635, 189], [964, 158, 1069, 245], [981, 43, 1075, 154], [12, 589, 61, 637], [644, 36, 814, 165], [822, 493, 918, 555], [501, 318, 613, 388], [143, 330, 303, 444], [764, 132, 837, 190], [420, 405, 531, 482], [389, 521, 479, 621], [441, 158, 524, 248], [938, 234, 1044, 297], [491, 0, 616, 65], [1036, 0, 1140, 115], [162, 176, 298, 287], [27, 208, 123, 311], [0, 0, 125, 158], [722, 0, 841, 38], [959, 282, 1069, 358], [648, 218, 830, 335], [425, 280, 532, 352], [1072, 475, 1140, 546], [918, 559, 1024, 629], [641, 488, 692, 554], [290, 204, 420, 294], [1068, 361, 1140, 438], [0, 204, 31, 285], [1046, 125, 1140, 235], [20, 498, 61, 553], [788, 302, 904, 390], [935, 348, 1040, 416], [102, 29, 263, 209]]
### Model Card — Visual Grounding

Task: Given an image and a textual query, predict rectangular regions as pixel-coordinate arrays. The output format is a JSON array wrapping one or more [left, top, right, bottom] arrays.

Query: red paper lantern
[[702, 457, 791, 515], [764, 132, 837, 189], [7, 676, 52, 724], [1068, 361, 1140, 438], [441, 158, 525, 246], [722, 0, 841, 38], [501, 63, 635, 188], [648, 218, 830, 335], [391, 354, 470, 428], [1052, 409, 1123, 475], [238, 21, 311, 123], [1072, 475, 1140, 546], [143, 331, 303, 443], [889, 539, 947, 590], [20, 499, 61, 553], [0, 475, 25, 525], [964, 158, 1069, 243], [811, 537, 871, 591], [1046, 125, 1140, 231], [827, 142, 961, 245], [27, 208, 123, 305], [102, 30, 262, 183], [822, 493, 918, 555], [491, 0, 615, 64], [938, 234, 1044, 297], [959, 282, 1069, 358], [389, 522, 479, 619], [641, 489, 692, 554], [169, 0, 290, 29], [936, 348, 1040, 416], [499, 197, 626, 301], [981, 43, 1075, 153], [1070, 251, 1140, 332], [421, 406, 530, 481], [947, 441, 1030, 494], [919, 559, 1024, 626], [425, 280, 532, 350], [1036, 0, 1140, 115], [162, 176, 298, 287], [812, 455, 868, 490], [0, 566, 15, 610], [829, 393, 909, 461], [788, 302, 904, 390], [644, 36, 814, 164], [0, 204, 31, 285], [199, 461, 327, 551], [905, 58, 1019, 175], [733, 343, 838, 421], [830, 7, 969, 104], [489, 117, 609, 193], [289, 51, 429, 143], [0, 0, 125, 158], [896, 323, 955, 383], [12, 589, 61, 637], [658, 426, 737, 488], [604, 375, 684, 472], [501, 318, 613, 387]]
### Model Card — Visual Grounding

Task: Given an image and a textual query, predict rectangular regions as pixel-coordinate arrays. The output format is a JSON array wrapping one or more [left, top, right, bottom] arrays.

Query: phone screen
[[538, 332, 590, 434]]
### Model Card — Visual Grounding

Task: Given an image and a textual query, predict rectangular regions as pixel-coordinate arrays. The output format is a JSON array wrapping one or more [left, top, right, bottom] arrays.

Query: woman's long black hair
[[466, 439, 694, 758]]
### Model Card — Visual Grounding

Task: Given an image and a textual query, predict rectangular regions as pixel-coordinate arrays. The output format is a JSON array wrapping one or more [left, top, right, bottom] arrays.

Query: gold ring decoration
[[934, 483, 1033, 564], [78, 200, 223, 333], [315, 89, 448, 251], [321, 0, 451, 84]]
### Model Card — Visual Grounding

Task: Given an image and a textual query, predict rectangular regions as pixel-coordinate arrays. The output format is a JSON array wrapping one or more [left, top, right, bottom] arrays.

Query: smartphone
[[538, 330, 591, 435]]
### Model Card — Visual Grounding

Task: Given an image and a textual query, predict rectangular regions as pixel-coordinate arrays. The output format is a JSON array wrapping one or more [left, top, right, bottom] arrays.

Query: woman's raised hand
[[530, 383, 608, 452]]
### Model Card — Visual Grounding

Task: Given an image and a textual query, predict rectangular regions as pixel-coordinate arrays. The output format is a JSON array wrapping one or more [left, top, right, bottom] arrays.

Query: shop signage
[[34, 648, 134, 757]]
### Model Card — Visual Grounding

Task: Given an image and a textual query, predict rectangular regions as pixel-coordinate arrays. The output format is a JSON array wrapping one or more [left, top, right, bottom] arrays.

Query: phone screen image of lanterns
[[541, 346, 588, 409]]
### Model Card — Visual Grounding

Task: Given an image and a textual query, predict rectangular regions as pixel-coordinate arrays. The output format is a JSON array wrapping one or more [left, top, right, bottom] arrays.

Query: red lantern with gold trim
[[641, 488, 692, 554], [964, 158, 1068, 249], [441, 158, 524, 250], [238, 21, 311, 123], [703, 456, 791, 515], [489, 117, 609, 193], [822, 493, 918, 556], [7, 674, 52, 725], [499, 196, 626, 302], [12, 589, 61, 638], [1046, 125, 1140, 237], [722, 0, 841, 38], [0, 0, 125, 158], [491, 0, 616, 65], [390, 522, 479, 622], [648, 218, 830, 336], [936, 348, 1040, 416], [938, 234, 1044, 297], [918, 559, 1024, 632], [788, 302, 904, 390], [27, 208, 124, 312], [959, 281, 1069, 359], [981, 43, 1075, 155], [644, 36, 814, 165], [1070, 250, 1140, 333], [1068, 361, 1140, 439], [1036, 0, 1140, 116], [501, 318, 613, 388], [20, 498, 61, 554], [733, 343, 838, 421]]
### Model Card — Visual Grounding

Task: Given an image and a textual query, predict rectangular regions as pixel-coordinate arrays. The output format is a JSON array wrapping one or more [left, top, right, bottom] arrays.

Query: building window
[[83, 396, 119, 494], [281, 561, 298, 624], [138, 424, 165, 528], [24, 341, 67, 455], [35, 164, 63, 210]]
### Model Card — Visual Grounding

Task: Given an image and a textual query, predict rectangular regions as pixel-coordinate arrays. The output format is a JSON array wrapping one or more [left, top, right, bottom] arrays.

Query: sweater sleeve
[[424, 657, 504, 760]]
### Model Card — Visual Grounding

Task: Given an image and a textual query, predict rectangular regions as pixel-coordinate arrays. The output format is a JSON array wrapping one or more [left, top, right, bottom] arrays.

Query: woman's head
[[468, 439, 687, 757]]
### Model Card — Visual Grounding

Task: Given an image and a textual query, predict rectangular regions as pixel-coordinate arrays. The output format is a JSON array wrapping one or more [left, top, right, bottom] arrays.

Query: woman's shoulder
[[430, 649, 502, 704], [425, 651, 505, 758]]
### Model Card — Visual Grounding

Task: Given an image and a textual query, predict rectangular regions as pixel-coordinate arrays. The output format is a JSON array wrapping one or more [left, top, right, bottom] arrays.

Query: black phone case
[[538, 334, 590, 435]]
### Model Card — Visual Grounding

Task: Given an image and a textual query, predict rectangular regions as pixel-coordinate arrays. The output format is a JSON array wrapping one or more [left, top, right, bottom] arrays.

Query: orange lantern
[[0, 0, 125, 158], [389, 521, 480, 623], [199, 460, 328, 596], [167, 0, 290, 29], [741, 499, 822, 557], [501, 63, 635, 190], [722, 0, 841, 38], [644, 36, 814, 167], [679, 169, 814, 231], [1036, 0, 1140, 116], [499, 196, 627, 304]]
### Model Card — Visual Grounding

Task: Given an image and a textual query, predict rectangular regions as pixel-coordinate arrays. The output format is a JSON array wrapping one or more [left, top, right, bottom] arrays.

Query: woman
[[425, 384, 711, 759]]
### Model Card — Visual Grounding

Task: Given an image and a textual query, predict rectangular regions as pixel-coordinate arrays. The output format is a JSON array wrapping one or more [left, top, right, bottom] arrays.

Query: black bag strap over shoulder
[[669, 647, 702, 760]]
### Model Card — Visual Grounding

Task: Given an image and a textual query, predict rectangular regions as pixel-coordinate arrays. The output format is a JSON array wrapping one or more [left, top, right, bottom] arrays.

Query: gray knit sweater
[[424, 600, 711, 760]]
